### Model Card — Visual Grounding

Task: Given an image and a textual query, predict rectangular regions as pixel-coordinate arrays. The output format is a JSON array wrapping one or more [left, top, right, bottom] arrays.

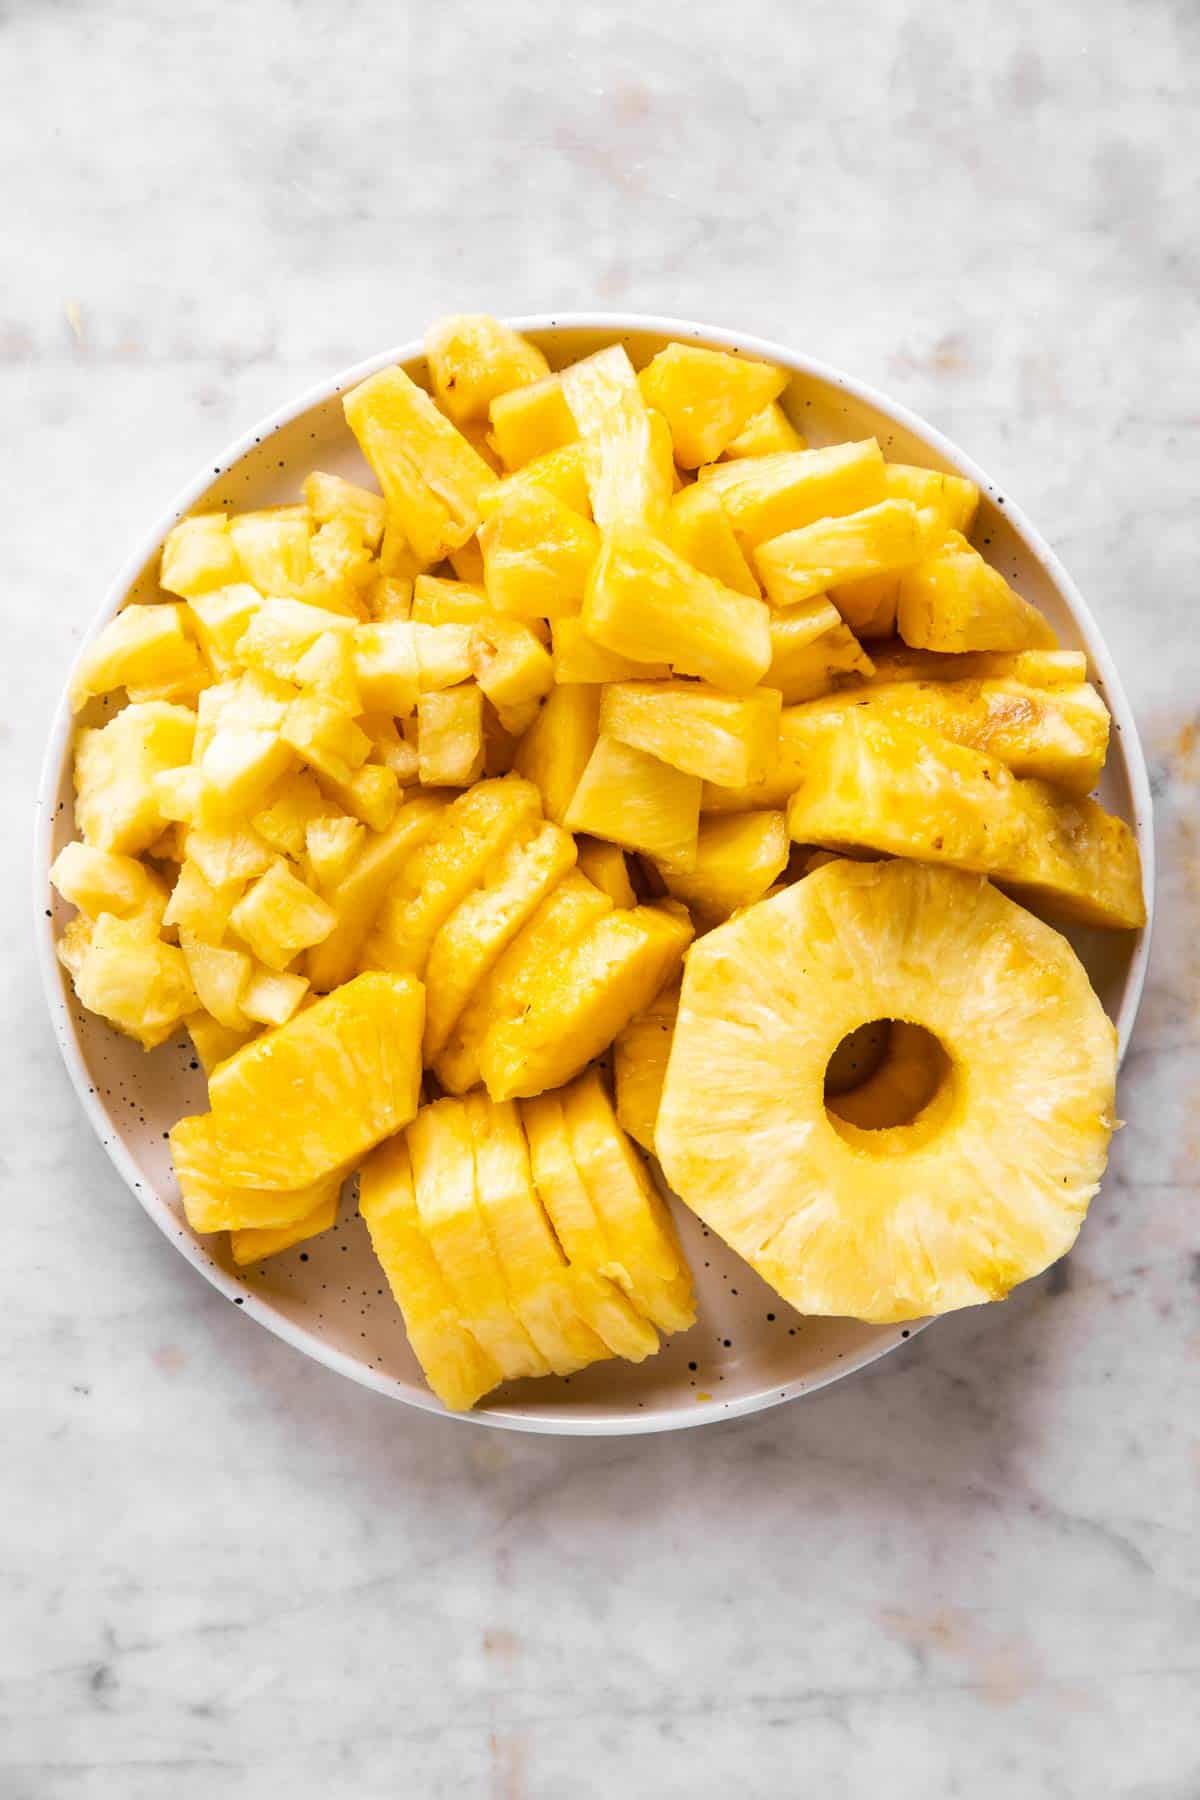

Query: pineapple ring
[[656, 858, 1118, 1324]]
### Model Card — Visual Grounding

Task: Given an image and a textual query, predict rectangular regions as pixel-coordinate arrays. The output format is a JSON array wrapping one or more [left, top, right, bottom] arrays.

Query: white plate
[[34, 315, 1156, 1435]]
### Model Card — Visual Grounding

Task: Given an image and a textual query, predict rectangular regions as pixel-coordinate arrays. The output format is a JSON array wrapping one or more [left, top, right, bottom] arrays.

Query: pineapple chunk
[[755, 499, 925, 606], [470, 616, 554, 729], [698, 439, 886, 545], [198, 727, 294, 820], [720, 401, 806, 459], [311, 758, 397, 833], [240, 966, 309, 1027], [600, 680, 781, 790], [661, 811, 789, 925], [70, 604, 203, 712], [342, 364, 498, 564], [448, 538, 486, 584], [185, 821, 275, 887], [414, 622, 475, 691], [884, 463, 979, 535], [416, 685, 485, 786], [74, 702, 196, 855], [235, 597, 354, 682], [378, 521, 425, 581], [896, 530, 1058, 652], [186, 1011, 259, 1076], [575, 838, 635, 908], [281, 694, 371, 785], [70, 914, 197, 1049], [551, 618, 671, 685], [302, 469, 386, 548], [764, 597, 874, 701], [186, 585, 262, 676], [614, 979, 680, 1153], [488, 373, 578, 469], [160, 513, 242, 598], [565, 736, 701, 872], [170, 1112, 342, 1232], [230, 1186, 339, 1265], [560, 345, 673, 532], [205, 970, 423, 1188], [480, 904, 693, 1102], [305, 814, 364, 889], [229, 859, 336, 970], [351, 621, 420, 714], [252, 771, 336, 860], [784, 710, 1144, 929], [178, 933, 253, 1029], [478, 443, 593, 522], [513, 682, 601, 823], [359, 1135, 503, 1412], [361, 713, 420, 784], [639, 343, 787, 468], [291, 630, 362, 710], [305, 515, 374, 613], [424, 314, 550, 424], [55, 913, 94, 982], [665, 485, 761, 597], [306, 791, 447, 990], [478, 486, 601, 621], [193, 670, 294, 758], [150, 762, 201, 823], [228, 509, 313, 598], [866, 644, 1087, 688], [582, 527, 771, 692], [368, 575, 414, 620], [828, 570, 901, 638], [50, 842, 166, 924], [411, 575, 488, 625]]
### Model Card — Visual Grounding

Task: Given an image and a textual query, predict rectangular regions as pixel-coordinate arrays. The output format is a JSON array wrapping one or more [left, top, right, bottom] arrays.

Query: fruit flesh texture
[[865, 645, 1088, 688], [575, 838, 636, 908], [424, 314, 550, 424], [230, 1186, 340, 1265], [169, 1113, 344, 1233], [614, 979, 680, 1153], [661, 811, 790, 925], [565, 736, 701, 873], [764, 599, 874, 702], [665, 485, 761, 597], [478, 487, 601, 622], [638, 343, 788, 468], [755, 500, 926, 607], [513, 683, 601, 823], [697, 439, 886, 545], [720, 402, 806, 459], [560, 345, 674, 533], [306, 794, 446, 990], [599, 681, 781, 790], [896, 531, 1058, 653]]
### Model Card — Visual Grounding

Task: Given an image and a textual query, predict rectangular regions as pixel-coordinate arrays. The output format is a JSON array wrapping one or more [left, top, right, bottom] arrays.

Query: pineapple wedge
[[479, 442, 593, 521], [160, 514, 243, 598], [866, 644, 1087, 688], [70, 604, 204, 712], [236, 597, 354, 684], [169, 1113, 342, 1233], [513, 683, 601, 822], [230, 1186, 339, 1266], [614, 979, 680, 1154], [411, 575, 488, 625], [306, 792, 447, 991], [227, 509, 313, 599], [187, 584, 263, 676], [565, 736, 701, 872], [424, 314, 550, 423], [74, 702, 196, 855], [638, 343, 787, 468], [575, 838, 636, 908], [720, 401, 806, 459], [665, 484, 761, 596], [897, 531, 1057, 652], [599, 680, 781, 789], [550, 618, 671, 685], [303, 470, 387, 547], [697, 440, 885, 545], [829, 569, 902, 638], [755, 499, 926, 607], [185, 1012, 259, 1077], [884, 463, 979, 535], [416, 685, 485, 786], [478, 486, 600, 621], [661, 811, 789, 925], [469, 616, 554, 728], [657, 858, 1119, 1321], [764, 597, 874, 702], [488, 373, 578, 470], [178, 933, 253, 1029], [560, 345, 674, 532]]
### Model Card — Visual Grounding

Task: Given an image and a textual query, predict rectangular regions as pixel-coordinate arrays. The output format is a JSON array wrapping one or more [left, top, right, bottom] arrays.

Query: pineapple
[[304, 814, 364, 890], [302, 469, 387, 548], [480, 903, 693, 1101], [764, 597, 874, 702], [49, 841, 166, 925], [342, 364, 498, 565], [829, 570, 901, 638], [720, 401, 806, 459], [197, 728, 294, 822], [69, 914, 197, 1049], [897, 532, 1058, 653], [550, 618, 671, 685], [186, 586, 262, 676], [828, 1020, 949, 1132], [565, 736, 701, 872], [488, 373, 578, 470], [230, 1186, 339, 1266], [228, 859, 336, 971], [479, 442, 593, 521], [513, 683, 601, 822], [70, 604, 204, 712], [448, 537, 486, 584], [697, 440, 886, 545], [169, 1113, 342, 1232], [74, 702, 196, 855], [351, 621, 420, 714], [560, 345, 674, 532], [783, 710, 1145, 929], [469, 616, 554, 729], [665, 484, 761, 597], [656, 857, 1119, 1321], [204, 970, 424, 1188], [638, 343, 788, 468], [359, 1134, 503, 1412], [866, 644, 1087, 688], [884, 464, 979, 535], [293, 631, 362, 712], [227, 509, 313, 599], [314, 761, 398, 833], [575, 838, 636, 908], [240, 966, 310, 1028], [660, 811, 789, 925], [281, 694, 370, 786], [186, 1012, 259, 1076], [614, 979, 680, 1153], [599, 680, 781, 790], [424, 314, 550, 424], [755, 499, 926, 607], [307, 794, 449, 991], [416, 685, 485, 786], [412, 622, 475, 692], [185, 821, 275, 888], [178, 933, 253, 1029], [236, 597, 354, 683], [160, 513, 243, 598], [582, 527, 771, 692], [411, 575, 489, 625], [478, 486, 601, 621], [369, 575, 415, 621]]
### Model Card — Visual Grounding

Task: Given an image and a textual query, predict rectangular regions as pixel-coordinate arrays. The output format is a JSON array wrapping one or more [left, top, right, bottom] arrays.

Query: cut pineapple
[[764, 597, 874, 702], [186, 1012, 258, 1077], [550, 617, 671, 685], [639, 344, 788, 468], [160, 513, 243, 598], [896, 531, 1058, 653], [227, 509, 312, 599], [565, 736, 701, 872], [478, 486, 600, 621], [411, 575, 489, 625], [230, 1187, 339, 1265], [74, 702, 196, 855], [657, 858, 1119, 1321], [755, 499, 926, 607], [469, 616, 554, 728], [884, 464, 979, 535], [369, 575, 414, 620], [186, 585, 262, 676], [184, 821, 275, 888], [416, 685, 485, 786], [488, 373, 578, 470], [599, 680, 781, 790], [197, 727, 294, 822], [70, 913, 196, 1049], [236, 596, 354, 683], [720, 401, 806, 459], [307, 793, 448, 989], [293, 630, 362, 711], [614, 979, 680, 1154], [50, 842, 166, 925], [240, 966, 310, 1028], [478, 442, 593, 522], [698, 440, 886, 545], [281, 694, 370, 786], [70, 604, 204, 712], [829, 569, 902, 638], [866, 644, 1087, 688], [169, 1113, 341, 1233], [303, 469, 387, 548], [425, 314, 550, 424], [305, 814, 364, 890], [166, 858, 249, 948], [661, 811, 789, 925], [228, 859, 336, 970], [560, 345, 673, 532], [513, 682, 601, 823], [665, 484, 761, 597], [350, 621, 420, 714], [575, 838, 636, 908], [178, 933, 253, 1029]]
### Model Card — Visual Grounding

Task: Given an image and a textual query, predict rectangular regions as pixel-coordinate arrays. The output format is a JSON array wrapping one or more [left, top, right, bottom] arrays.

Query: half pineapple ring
[[656, 858, 1118, 1323]]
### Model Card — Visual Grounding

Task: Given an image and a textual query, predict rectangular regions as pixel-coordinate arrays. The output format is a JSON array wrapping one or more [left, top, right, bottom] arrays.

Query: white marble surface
[[3, 1, 1198, 1794]]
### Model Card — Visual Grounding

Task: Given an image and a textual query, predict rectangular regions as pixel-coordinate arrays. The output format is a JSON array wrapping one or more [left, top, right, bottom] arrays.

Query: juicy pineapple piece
[[252, 772, 337, 860], [186, 1012, 259, 1077], [349, 621, 420, 714], [50, 842, 166, 925], [582, 527, 771, 692], [828, 1020, 949, 1131], [186, 584, 262, 676], [488, 373, 578, 470], [302, 470, 386, 547], [829, 569, 902, 638], [764, 597, 874, 701], [69, 913, 197, 1049], [638, 343, 788, 468], [698, 440, 886, 545], [720, 401, 806, 459], [293, 630, 361, 711], [480, 903, 693, 1101], [184, 821, 275, 888], [416, 684, 485, 786], [305, 514, 375, 615], [230, 1186, 339, 1265], [310, 761, 398, 832], [661, 811, 789, 925], [240, 966, 310, 1027], [657, 858, 1119, 1321], [74, 702, 196, 855], [70, 604, 204, 712], [228, 859, 335, 970], [305, 813, 364, 889], [227, 509, 312, 598], [513, 682, 601, 823], [897, 531, 1058, 653], [866, 644, 1087, 688], [550, 618, 671, 685], [478, 486, 601, 621], [204, 971, 423, 1188], [755, 499, 926, 607], [784, 709, 1145, 929], [600, 680, 781, 790], [369, 575, 414, 621], [160, 513, 243, 598], [479, 442, 593, 522], [307, 793, 447, 990], [170, 1113, 341, 1232], [884, 464, 979, 535], [360, 1135, 502, 1411], [281, 693, 370, 786], [424, 314, 550, 424], [565, 736, 701, 872], [575, 838, 635, 908], [198, 727, 294, 822], [411, 575, 488, 625], [614, 979, 680, 1153], [560, 346, 674, 532], [665, 484, 761, 596], [236, 597, 354, 683], [470, 616, 554, 729], [414, 621, 475, 691], [179, 933, 253, 1029], [343, 364, 498, 564]]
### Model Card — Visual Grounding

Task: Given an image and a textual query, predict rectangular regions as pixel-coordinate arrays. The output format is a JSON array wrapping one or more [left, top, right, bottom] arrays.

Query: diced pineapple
[[55, 913, 94, 981], [193, 670, 294, 758], [228, 509, 313, 598], [179, 932, 253, 1029], [416, 685, 484, 786], [319, 757, 400, 833], [152, 766, 203, 824], [896, 530, 1058, 653], [865, 644, 1088, 687], [292, 630, 361, 710], [698, 439, 886, 545], [599, 680, 781, 790], [302, 469, 386, 548], [229, 859, 336, 970], [720, 401, 806, 459], [560, 346, 674, 532], [305, 813, 365, 888], [425, 314, 551, 424], [488, 373, 578, 469], [74, 702, 196, 855], [70, 604, 203, 712], [513, 682, 601, 823], [884, 464, 980, 535], [550, 617, 671, 685], [478, 486, 601, 621], [252, 770, 335, 859], [236, 597, 354, 682], [361, 712, 420, 783], [240, 965, 310, 1027], [828, 570, 901, 638], [469, 616, 554, 730], [478, 442, 594, 522], [187, 585, 262, 676], [639, 343, 788, 468], [480, 904, 693, 1101], [281, 694, 371, 785], [198, 727, 294, 820], [447, 537, 486, 585], [413, 621, 475, 692], [566, 736, 700, 872], [368, 576, 414, 620], [307, 792, 447, 991], [764, 597, 874, 701], [575, 838, 636, 908], [343, 364, 498, 564], [230, 1185, 339, 1265], [50, 842, 166, 925], [378, 521, 425, 581], [305, 515, 374, 614], [351, 621, 420, 714], [184, 821, 275, 888], [186, 1011, 259, 1077], [660, 811, 789, 924], [665, 485, 761, 597], [411, 575, 489, 625], [755, 499, 926, 606], [614, 979, 680, 1153], [124, 661, 210, 709], [170, 1112, 343, 1233], [160, 514, 243, 598], [70, 914, 197, 1049]]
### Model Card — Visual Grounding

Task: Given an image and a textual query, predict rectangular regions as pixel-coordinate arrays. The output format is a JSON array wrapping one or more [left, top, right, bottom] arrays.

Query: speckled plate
[[34, 315, 1155, 1434]]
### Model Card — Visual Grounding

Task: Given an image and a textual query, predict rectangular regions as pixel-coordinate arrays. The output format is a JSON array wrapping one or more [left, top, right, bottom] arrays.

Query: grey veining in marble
[[3, 0, 1198, 1795]]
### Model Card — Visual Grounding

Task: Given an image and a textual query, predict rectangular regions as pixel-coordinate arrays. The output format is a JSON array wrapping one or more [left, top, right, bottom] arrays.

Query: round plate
[[34, 315, 1156, 1435]]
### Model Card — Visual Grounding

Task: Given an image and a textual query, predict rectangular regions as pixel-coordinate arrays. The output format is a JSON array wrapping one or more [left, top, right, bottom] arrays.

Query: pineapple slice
[[513, 682, 601, 823], [478, 486, 601, 621], [228, 860, 335, 970], [550, 618, 671, 685], [197, 727, 294, 822], [599, 680, 781, 790], [169, 1113, 341, 1232], [783, 709, 1145, 929], [359, 1134, 503, 1412], [575, 838, 636, 908], [74, 702, 196, 855], [480, 903, 693, 1101], [160, 513, 243, 598], [829, 570, 901, 638], [304, 515, 375, 615], [565, 736, 701, 872], [411, 575, 488, 625], [235, 597, 354, 682], [227, 509, 313, 598], [186, 584, 262, 676], [866, 644, 1087, 687], [422, 820, 577, 1058], [720, 401, 806, 459], [896, 530, 1058, 652], [230, 1186, 339, 1266], [560, 1069, 696, 1333], [293, 631, 362, 712], [661, 811, 789, 925], [764, 597, 874, 702], [614, 979, 680, 1153], [424, 314, 550, 424], [205, 970, 424, 1188], [560, 345, 674, 532], [470, 616, 554, 729], [698, 440, 886, 545], [488, 373, 578, 469], [755, 499, 925, 607], [69, 914, 197, 1049], [582, 527, 771, 692], [478, 442, 593, 522], [307, 793, 447, 990], [178, 933, 253, 1029], [302, 470, 387, 548], [639, 344, 788, 468], [50, 842, 166, 925], [416, 684, 485, 786], [186, 1012, 259, 1077], [665, 484, 761, 597], [884, 464, 979, 535], [435, 870, 614, 1094], [70, 604, 203, 712], [342, 364, 498, 564], [657, 858, 1119, 1321], [828, 1020, 949, 1131]]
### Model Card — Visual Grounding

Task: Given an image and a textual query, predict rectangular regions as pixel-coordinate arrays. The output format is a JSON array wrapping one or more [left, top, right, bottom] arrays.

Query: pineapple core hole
[[825, 1020, 952, 1135]]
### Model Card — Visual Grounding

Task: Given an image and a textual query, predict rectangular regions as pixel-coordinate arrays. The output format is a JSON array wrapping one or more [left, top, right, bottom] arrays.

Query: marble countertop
[[4, 1, 1197, 1794]]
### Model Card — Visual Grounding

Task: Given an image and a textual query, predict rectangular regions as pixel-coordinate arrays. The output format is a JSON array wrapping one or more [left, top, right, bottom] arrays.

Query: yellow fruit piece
[[614, 979, 680, 1153], [55, 913, 94, 982], [229, 859, 336, 971], [351, 621, 420, 713], [206, 971, 423, 1188], [480, 903, 693, 1102], [884, 463, 979, 535], [316, 758, 398, 834], [252, 771, 335, 860], [698, 439, 886, 545], [422, 820, 577, 1058], [561, 1069, 696, 1333], [720, 401, 806, 459], [74, 701, 196, 855], [302, 516, 374, 617], [368, 576, 414, 621], [236, 596, 353, 682], [665, 484, 761, 596], [575, 838, 636, 908], [303, 469, 386, 548], [378, 521, 425, 581], [169, 1113, 341, 1233], [305, 813, 364, 889], [478, 486, 601, 621], [179, 932, 253, 1029], [49, 842, 166, 924], [448, 538, 486, 584], [307, 792, 447, 991], [583, 527, 771, 692], [184, 821, 275, 887], [240, 966, 309, 1028], [416, 685, 485, 786], [228, 509, 313, 598], [763, 596, 874, 702], [152, 766, 203, 825], [488, 373, 578, 469], [561, 345, 674, 532], [281, 694, 370, 785], [359, 1135, 502, 1411], [186, 1012, 259, 1076], [193, 666, 294, 755], [186, 585, 262, 676], [657, 858, 1119, 1321], [639, 343, 788, 468], [755, 499, 926, 607], [783, 709, 1144, 929], [411, 575, 488, 625], [292, 630, 361, 711], [565, 736, 701, 872], [865, 645, 1087, 687], [425, 314, 550, 424], [599, 680, 780, 790], [161, 514, 243, 598], [198, 728, 294, 821], [513, 682, 601, 823], [478, 442, 593, 522], [828, 569, 901, 638], [70, 604, 203, 712], [361, 713, 420, 785], [828, 1020, 949, 1131], [470, 616, 554, 729], [343, 364, 498, 565], [70, 914, 197, 1049], [414, 621, 475, 691], [230, 1185, 339, 1265], [550, 617, 671, 685], [661, 811, 789, 925], [896, 530, 1058, 653]]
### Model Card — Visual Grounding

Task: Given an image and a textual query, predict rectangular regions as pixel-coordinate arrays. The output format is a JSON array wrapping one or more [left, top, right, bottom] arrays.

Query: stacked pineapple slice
[[51, 313, 1145, 1409]]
